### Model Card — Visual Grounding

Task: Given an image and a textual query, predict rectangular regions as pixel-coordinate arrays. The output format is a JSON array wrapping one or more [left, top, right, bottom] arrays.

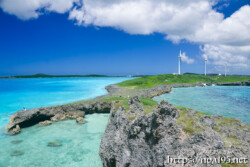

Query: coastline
[[99, 96, 249, 167], [6, 80, 250, 135]]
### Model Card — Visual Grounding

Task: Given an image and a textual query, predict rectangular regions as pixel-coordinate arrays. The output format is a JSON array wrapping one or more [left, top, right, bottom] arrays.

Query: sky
[[0, 0, 249, 76]]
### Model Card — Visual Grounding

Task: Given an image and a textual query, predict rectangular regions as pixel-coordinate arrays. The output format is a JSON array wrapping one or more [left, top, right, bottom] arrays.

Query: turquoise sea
[[0, 77, 132, 167], [0, 79, 249, 167], [154, 86, 250, 123]]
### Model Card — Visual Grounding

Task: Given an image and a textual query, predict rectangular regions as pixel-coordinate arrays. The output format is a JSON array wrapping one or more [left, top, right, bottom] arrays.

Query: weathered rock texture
[[99, 97, 249, 167], [216, 81, 250, 86], [6, 101, 112, 134], [76, 117, 86, 124], [38, 120, 52, 126]]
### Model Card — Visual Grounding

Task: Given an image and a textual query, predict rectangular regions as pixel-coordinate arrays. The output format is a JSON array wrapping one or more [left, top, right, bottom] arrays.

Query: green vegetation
[[221, 163, 247, 167], [214, 117, 244, 130], [140, 97, 158, 106], [117, 74, 250, 88], [176, 106, 249, 147], [73, 96, 158, 115], [101, 96, 158, 114], [99, 96, 128, 102], [213, 117, 249, 146], [176, 107, 209, 135], [0, 73, 122, 78]]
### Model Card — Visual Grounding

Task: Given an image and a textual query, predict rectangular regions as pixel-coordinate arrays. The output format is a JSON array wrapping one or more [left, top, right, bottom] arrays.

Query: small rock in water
[[38, 120, 52, 126], [11, 150, 23, 156], [47, 142, 62, 147], [9, 125, 21, 135], [11, 140, 22, 144], [76, 117, 86, 124]]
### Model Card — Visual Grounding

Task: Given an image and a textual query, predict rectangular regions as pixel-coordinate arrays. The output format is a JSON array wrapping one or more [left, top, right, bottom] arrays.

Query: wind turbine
[[178, 50, 182, 75], [204, 58, 207, 76], [224, 63, 227, 76]]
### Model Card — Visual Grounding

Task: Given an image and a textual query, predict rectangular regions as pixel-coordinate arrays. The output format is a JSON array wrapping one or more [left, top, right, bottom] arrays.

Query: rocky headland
[[99, 97, 249, 167], [6, 101, 112, 134], [5, 80, 250, 166]]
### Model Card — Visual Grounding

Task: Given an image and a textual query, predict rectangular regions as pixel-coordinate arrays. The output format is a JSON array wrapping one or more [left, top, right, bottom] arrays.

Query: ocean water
[[0, 77, 132, 167], [0, 114, 109, 167], [153, 86, 250, 123]]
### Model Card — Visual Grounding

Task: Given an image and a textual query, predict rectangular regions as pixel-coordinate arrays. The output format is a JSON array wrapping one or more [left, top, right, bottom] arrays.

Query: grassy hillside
[[117, 74, 250, 88]]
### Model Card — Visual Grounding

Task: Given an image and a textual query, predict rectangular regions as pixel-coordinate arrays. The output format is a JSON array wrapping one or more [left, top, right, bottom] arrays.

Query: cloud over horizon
[[0, 0, 249, 73]]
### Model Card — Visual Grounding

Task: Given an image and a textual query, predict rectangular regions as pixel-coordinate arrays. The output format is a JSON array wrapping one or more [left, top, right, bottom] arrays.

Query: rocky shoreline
[[100, 97, 249, 167], [6, 81, 250, 135], [5, 80, 250, 167], [6, 100, 112, 134]]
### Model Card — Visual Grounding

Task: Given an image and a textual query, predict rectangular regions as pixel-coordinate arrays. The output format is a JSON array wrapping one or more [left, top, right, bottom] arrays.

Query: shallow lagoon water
[[153, 86, 250, 123], [0, 114, 109, 167], [0, 77, 132, 167]]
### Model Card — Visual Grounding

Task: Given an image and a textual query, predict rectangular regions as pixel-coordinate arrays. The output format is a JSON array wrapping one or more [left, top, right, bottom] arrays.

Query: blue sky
[[0, 0, 249, 76]]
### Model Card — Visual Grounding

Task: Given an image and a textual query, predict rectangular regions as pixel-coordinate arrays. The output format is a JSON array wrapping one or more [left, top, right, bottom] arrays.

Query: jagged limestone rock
[[99, 97, 249, 167]]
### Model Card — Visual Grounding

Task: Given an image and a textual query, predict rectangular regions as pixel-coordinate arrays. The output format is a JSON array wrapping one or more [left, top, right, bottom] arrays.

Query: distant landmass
[[1, 73, 249, 79], [0, 73, 124, 78]]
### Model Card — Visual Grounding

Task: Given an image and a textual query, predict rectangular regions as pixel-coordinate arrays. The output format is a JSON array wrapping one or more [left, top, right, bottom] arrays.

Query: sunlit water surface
[[153, 86, 250, 123], [0, 77, 132, 167]]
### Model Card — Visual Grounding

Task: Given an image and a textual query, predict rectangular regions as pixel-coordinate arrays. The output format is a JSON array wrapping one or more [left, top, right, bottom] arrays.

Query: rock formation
[[216, 81, 250, 86], [47, 142, 62, 147], [6, 101, 112, 134], [99, 97, 249, 167], [38, 120, 52, 126], [76, 117, 86, 124], [8, 125, 21, 135]]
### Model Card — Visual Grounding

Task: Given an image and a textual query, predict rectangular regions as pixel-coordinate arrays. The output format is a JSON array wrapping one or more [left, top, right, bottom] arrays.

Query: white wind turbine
[[178, 50, 182, 75], [204, 58, 207, 76], [224, 63, 227, 76]]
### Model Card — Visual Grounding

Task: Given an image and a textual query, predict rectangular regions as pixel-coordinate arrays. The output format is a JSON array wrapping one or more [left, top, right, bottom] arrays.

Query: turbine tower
[[178, 50, 181, 75], [224, 63, 227, 76], [205, 58, 207, 76]]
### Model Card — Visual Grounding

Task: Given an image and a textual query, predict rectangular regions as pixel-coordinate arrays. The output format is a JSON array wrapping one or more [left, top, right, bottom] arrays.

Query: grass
[[99, 96, 158, 114], [140, 97, 158, 106], [99, 96, 129, 102], [99, 96, 130, 112], [69, 96, 158, 114], [213, 117, 248, 146], [176, 107, 208, 135], [117, 74, 250, 88], [95, 96, 159, 121], [176, 106, 248, 147], [213, 117, 247, 133], [223, 136, 243, 146], [221, 163, 247, 167]]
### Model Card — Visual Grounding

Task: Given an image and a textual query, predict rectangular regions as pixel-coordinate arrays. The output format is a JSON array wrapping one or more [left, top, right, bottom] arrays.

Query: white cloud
[[201, 44, 250, 68], [0, 0, 249, 73], [68, 2, 250, 72], [0, 0, 79, 20], [198, 5, 250, 72], [180, 52, 195, 64]]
